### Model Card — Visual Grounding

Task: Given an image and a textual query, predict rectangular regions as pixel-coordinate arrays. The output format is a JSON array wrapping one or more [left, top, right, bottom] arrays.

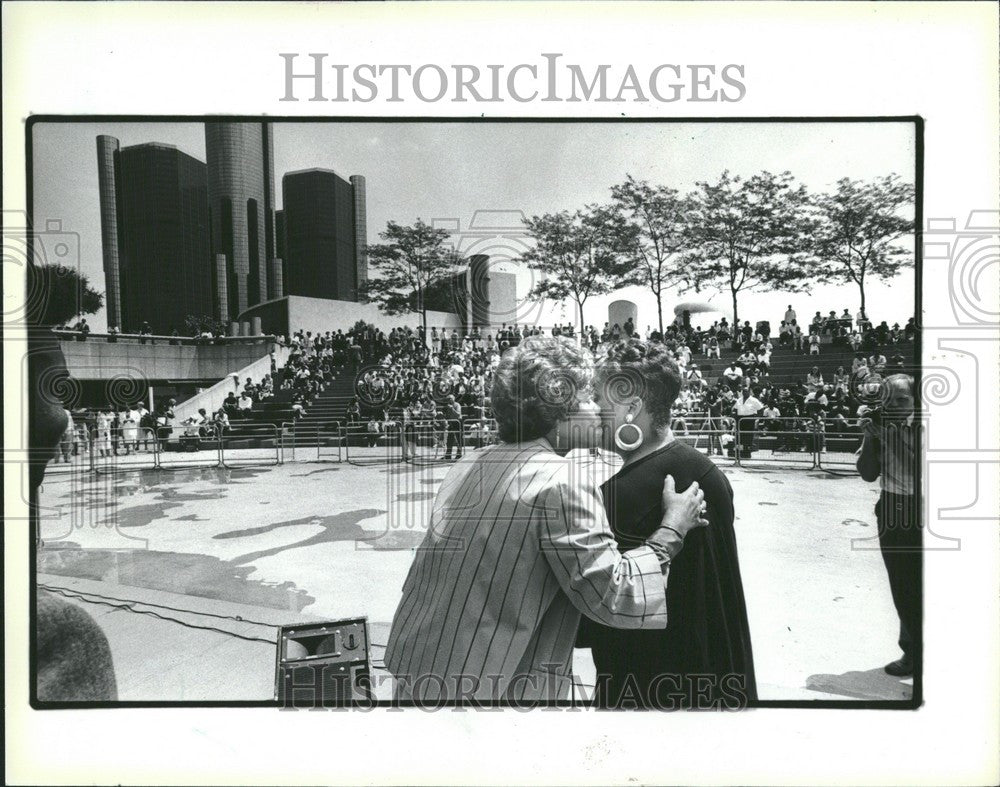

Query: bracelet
[[663, 526, 685, 540]]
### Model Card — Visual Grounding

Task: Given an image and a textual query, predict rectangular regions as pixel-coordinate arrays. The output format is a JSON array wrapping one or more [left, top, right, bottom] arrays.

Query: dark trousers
[[876, 491, 922, 666], [444, 420, 462, 458], [738, 417, 755, 457]]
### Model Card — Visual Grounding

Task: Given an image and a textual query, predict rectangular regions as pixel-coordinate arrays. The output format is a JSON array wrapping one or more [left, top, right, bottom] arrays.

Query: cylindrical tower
[[350, 175, 368, 299], [96, 135, 123, 329], [205, 121, 273, 316]]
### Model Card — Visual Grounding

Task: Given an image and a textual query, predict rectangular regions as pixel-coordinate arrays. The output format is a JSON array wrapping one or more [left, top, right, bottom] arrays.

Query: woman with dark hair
[[385, 337, 709, 702], [579, 338, 757, 709]]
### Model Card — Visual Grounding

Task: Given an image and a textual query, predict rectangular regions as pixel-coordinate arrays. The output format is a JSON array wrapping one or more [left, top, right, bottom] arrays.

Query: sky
[[31, 120, 916, 332]]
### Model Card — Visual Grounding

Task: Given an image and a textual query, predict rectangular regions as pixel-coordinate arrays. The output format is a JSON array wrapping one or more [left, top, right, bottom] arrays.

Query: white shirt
[[735, 396, 764, 416]]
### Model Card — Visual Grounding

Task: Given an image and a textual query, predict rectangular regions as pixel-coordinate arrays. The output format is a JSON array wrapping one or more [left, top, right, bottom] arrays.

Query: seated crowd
[[52, 301, 913, 462]]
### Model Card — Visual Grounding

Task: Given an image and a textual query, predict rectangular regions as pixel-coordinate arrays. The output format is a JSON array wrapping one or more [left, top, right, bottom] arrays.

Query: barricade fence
[[44, 416, 858, 475]]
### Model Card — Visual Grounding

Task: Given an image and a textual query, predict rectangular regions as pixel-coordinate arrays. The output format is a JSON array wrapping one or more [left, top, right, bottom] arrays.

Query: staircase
[[697, 339, 916, 389]]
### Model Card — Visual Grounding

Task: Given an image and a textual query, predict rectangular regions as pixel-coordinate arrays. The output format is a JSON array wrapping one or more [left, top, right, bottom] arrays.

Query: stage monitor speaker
[[275, 617, 372, 707]]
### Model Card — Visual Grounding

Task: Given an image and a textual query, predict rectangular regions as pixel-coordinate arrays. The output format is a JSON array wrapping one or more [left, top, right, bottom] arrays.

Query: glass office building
[[281, 168, 367, 302], [96, 138, 212, 334]]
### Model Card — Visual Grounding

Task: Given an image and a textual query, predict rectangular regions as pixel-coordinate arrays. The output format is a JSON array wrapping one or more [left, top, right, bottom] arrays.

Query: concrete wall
[[172, 344, 291, 425], [287, 295, 462, 333], [59, 339, 275, 382]]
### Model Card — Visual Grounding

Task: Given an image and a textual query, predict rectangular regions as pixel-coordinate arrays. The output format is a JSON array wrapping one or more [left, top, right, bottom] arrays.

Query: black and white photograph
[[27, 118, 920, 706], [4, 2, 998, 785]]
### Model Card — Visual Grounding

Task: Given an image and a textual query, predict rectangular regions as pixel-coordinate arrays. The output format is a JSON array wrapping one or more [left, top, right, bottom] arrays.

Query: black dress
[[578, 440, 758, 709]]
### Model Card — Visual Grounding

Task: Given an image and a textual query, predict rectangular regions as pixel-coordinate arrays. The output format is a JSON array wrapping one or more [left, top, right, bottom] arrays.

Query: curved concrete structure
[[608, 299, 638, 330]]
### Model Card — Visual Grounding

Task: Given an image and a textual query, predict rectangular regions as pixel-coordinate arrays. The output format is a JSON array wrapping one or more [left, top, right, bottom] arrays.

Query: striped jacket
[[384, 438, 670, 702]]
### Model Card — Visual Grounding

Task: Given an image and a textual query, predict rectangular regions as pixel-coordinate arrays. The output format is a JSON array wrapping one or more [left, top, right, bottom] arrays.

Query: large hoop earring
[[614, 413, 644, 451]]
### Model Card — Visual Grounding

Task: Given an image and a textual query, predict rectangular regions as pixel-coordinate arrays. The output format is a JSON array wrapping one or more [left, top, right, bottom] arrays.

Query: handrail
[[54, 329, 278, 345]]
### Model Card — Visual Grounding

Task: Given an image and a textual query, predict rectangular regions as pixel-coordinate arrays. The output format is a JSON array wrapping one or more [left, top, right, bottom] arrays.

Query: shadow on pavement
[[805, 666, 913, 701]]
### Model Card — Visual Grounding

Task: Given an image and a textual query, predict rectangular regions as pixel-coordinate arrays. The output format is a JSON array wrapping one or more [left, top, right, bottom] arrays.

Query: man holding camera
[[857, 374, 920, 678]]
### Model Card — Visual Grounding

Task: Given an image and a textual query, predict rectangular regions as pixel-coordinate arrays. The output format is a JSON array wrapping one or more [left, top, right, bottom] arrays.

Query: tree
[[520, 206, 632, 335], [606, 175, 693, 335], [360, 219, 463, 333], [26, 263, 103, 327], [808, 175, 915, 317], [682, 170, 816, 329], [184, 314, 227, 336]]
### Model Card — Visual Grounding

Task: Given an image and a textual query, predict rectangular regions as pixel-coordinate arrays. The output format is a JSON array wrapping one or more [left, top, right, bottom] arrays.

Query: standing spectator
[[442, 395, 463, 461], [139, 321, 153, 345], [57, 409, 75, 463], [96, 407, 113, 458], [856, 374, 920, 677], [73, 317, 90, 342], [733, 389, 764, 458], [138, 403, 155, 450], [784, 304, 797, 326], [808, 330, 821, 355], [120, 407, 139, 454], [155, 398, 176, 441]]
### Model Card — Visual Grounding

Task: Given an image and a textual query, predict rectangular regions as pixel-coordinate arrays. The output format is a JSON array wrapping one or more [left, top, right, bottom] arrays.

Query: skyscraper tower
[[95, 138, 212, 333], [204, 121, 280, 323], [281, 168, 368, 302]]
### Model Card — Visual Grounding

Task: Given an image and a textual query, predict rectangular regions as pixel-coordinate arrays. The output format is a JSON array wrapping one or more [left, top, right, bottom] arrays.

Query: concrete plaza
[[36, 449, 913, 703]]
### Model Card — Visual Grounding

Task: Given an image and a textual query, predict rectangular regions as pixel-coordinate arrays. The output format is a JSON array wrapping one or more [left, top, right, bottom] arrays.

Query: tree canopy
[[26, 263, 103, 328], [808, 174, 915, 316], [605, 175, 692, 333], [682, 170, 817, 328], [360, 219, 463, 331], [520, 206, 632, 334]]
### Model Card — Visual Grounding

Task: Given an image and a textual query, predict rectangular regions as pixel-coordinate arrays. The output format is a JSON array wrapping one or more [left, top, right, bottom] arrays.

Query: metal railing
[[53, 329, 278, 346], [219, 423, 281, 467], [814, 418, 864, 474], [731, 416, 821, 469], [343, 422, 403, 466], [43, 413, 861, 478], [156, 425, 222, 469]]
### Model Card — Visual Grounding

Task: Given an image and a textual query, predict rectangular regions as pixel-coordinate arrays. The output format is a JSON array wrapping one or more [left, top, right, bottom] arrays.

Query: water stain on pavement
[[106, 502, 184, 528], [213, 509, 385, 564], [37, 547, 315, 611], [289, 466, 342, 477]]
